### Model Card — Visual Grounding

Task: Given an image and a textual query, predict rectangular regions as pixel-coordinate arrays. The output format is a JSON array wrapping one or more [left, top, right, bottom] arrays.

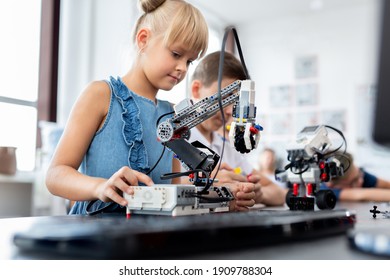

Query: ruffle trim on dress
[[109, 76, 149, 173]]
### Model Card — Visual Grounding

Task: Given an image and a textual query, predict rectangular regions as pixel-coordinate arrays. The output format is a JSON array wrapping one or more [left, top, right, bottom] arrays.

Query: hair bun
[[139, 0, 166, 13]]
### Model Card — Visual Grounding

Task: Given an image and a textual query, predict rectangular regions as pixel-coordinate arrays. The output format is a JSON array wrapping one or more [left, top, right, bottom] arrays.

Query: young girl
[[46, 0, 257, 215]]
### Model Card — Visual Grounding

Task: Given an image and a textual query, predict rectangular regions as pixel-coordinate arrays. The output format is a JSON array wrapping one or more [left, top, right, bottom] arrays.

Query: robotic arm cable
[[212, 26, 251, 193]]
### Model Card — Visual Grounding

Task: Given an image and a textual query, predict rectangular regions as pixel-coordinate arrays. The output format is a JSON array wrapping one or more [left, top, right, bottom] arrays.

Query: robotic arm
[[124, 80, 262, 216], [157, 79, 262, 183], [158, 80, 260, 152]]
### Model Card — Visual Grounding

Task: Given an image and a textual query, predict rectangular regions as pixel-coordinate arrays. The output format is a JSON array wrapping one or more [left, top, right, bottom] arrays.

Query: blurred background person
[[256, 147, 287, 189], [321, 151, 390, 202]]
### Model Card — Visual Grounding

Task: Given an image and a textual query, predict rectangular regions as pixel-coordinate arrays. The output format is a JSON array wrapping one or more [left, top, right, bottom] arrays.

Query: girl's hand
[[227, 182, 260, 212], [95, 166, 154, 206], [246, 174, 264, 203]]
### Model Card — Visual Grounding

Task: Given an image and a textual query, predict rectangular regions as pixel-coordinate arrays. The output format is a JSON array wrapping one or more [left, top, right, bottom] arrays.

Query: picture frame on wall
[[295, 111, 320, 132], [268, 113, 293, 135], [295, 83, 318, 106], [269, 85, 293, 108], [295, 55, 318, 79], [321, 110, 346, 131]]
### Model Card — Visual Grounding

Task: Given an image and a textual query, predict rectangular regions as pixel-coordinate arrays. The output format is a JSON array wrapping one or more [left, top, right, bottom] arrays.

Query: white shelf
[[0, 171, 36, 183]]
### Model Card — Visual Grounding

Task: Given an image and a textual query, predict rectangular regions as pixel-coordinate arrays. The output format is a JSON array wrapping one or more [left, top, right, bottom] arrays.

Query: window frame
[[0, 0, 60, 171], [36, 0, 61, 147]]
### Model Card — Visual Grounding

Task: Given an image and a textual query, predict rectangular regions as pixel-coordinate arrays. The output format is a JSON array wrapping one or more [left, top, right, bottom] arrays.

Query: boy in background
[[322, 151, 390, 202], [183, 51, 287, 206]]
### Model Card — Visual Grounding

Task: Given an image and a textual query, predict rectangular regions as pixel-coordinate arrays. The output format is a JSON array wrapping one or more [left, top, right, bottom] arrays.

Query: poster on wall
[[321, 110, 346, 131], [295, 83, 318, 106], [268, 113, 293, 135], [295, 111, 320, 132], [295, 55, 318, 79], [269, 85, 293, 108]]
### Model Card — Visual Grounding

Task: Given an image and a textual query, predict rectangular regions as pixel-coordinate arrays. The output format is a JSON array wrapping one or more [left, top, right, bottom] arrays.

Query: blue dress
[[69, 76, 174, 215]]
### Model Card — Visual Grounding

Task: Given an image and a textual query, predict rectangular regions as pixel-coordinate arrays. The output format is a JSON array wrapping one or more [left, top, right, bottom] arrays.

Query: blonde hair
[[134, 0, 208, 59]]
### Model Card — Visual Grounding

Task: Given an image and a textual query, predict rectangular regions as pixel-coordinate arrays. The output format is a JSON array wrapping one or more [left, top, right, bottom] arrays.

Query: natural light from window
[[0, 0, 41, 171]]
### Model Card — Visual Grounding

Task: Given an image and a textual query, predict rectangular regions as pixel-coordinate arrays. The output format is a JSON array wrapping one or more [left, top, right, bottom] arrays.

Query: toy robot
[[277, 125, 346, 211]]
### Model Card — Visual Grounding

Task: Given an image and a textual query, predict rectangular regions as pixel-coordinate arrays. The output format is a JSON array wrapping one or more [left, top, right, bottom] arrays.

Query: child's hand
[[227, 182, 260, 212], [95, 166, 154, 207], [212, 162, 248, 184], [246, 174, 263, 203]]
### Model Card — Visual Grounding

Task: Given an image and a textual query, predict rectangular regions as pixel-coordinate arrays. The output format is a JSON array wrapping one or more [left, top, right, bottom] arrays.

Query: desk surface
[[0, 202, 389, 260]]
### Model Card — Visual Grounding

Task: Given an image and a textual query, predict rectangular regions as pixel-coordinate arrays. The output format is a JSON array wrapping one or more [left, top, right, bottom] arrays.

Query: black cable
[[231, 27, 251, 80], [160, 168, 204, 180], [198, 171, 211, 194], [146, 110, 175, 176], [146, 145, 165, 175], [209, 27, 250, 194], [323, 125, 348, 156], [156, 110, 174, 127], [322, 125, 350, 173]]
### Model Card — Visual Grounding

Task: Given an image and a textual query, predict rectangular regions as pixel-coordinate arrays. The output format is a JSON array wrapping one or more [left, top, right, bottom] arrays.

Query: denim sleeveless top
[[69, 76, 174, 215]]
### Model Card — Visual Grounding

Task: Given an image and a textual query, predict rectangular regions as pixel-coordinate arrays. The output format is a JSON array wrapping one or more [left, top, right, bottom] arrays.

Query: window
[[0, 0, 42, 171]]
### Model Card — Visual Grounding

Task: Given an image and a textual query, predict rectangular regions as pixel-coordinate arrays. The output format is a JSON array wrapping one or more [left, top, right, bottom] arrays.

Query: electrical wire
[[156, 111, 175, 127], [323, 125, 348, 156], [160, 168, 204, 180], [146, 145, 166, 175], [207, 26, 250, 194], [145, 110, 175, 176]]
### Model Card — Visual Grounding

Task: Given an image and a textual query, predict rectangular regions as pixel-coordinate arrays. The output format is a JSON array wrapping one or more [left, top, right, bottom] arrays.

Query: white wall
[[230, 1, 390, 178], [57, 0, 137, 126], [240, 2, 379, 133], [192, 0, 390, 178]]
